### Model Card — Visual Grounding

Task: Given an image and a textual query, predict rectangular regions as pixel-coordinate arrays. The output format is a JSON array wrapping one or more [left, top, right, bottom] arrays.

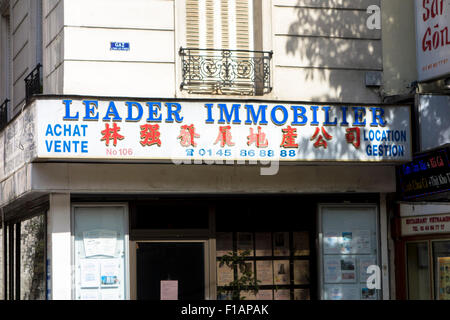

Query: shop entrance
[[136, 242, 205, 300]]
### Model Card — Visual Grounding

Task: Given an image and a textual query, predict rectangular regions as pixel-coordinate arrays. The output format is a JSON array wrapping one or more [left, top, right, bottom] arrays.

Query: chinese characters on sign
[[38, 99, 411, 162]]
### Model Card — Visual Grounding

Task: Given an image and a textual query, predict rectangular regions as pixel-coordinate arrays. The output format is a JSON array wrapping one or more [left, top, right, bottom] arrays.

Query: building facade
[[0, 0, 413, 300], [380, 0, 450, 300]]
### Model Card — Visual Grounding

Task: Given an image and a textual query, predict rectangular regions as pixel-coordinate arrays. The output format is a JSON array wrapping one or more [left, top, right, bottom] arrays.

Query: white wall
[[51, 0, 383, 103], [47, 193, 72, 300], [61, 0, 175, 98]]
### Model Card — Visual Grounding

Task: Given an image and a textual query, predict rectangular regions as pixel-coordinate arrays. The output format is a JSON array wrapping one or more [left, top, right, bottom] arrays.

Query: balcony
[[25, 63, 42, 103], [180, 48, 272, 96]]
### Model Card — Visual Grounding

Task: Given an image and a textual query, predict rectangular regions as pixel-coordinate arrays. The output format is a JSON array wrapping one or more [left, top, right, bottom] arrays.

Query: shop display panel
[[216, 231, 311, 300], [320, 206, 380, 300]]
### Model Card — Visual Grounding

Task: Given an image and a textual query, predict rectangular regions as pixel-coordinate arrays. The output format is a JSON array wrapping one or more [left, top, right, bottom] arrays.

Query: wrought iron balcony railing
[[0, 99, 9, 132], [25, 63, 42, 103], [180, 48, 272, 96]]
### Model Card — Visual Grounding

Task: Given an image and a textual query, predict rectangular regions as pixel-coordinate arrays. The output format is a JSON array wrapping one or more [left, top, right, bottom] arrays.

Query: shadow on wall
[[418, 95, 450, 151], [280, 1, 382, 103]]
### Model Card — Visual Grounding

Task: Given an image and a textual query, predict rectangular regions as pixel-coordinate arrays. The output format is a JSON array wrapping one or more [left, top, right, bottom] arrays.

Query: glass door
[[432, 240, 450, 300], [406, 241, 431, 300]]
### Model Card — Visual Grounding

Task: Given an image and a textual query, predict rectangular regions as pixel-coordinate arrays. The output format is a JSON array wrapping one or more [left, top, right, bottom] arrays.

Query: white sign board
[[34, 99, 411, 163], [401, 214, 450, 236], [415, 0, 450, 81]]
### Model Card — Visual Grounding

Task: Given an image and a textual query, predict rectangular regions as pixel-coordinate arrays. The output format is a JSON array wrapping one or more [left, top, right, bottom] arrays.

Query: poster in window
[[216, 232, 233, 257], [294, 289, 310, 300], [360, 284, 377, 300], [274, 260, 290, 285], [438, 257, 450, 300], [83, 229, 117, 257], [80, 259, 100, 288], [340, 232, 353, 254], [323, 232, 341, 254], [355, 230, 371, 254], [359, 256, 377, 283], [340, 257, 357, 283], [324, 256, 341, 283], [256, 290, 273, 300], [294, 260, 309, 285], [324, 284, 359, 300], [255, 232, 272, 256], [256, 260, 273, 285], [274, 289, 290, 300], [217, 261, 234, 286], [273, 232, 290, 256], [100, 259, 120, 287], [293, 232, 310, 256], [237, 232, 254, 256]]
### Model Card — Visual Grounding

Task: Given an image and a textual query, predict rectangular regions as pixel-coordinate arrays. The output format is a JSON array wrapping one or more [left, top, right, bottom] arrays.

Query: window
[[73, 205, 129, 300], [181, 0, 271, 95]]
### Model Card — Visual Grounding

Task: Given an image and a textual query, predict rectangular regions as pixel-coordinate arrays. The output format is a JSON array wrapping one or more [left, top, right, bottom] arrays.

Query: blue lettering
[[322, 106, 337, 125], [146, 102, 162, 122], [165, 102, 184, 123], [204, 104, 214, 124], [353, 107, 366, 126], [271, 105, 288, 126], [340, 106, 349, 126], [310, 106, 319, 125], [245, 105, 268, 125], [81, 141, 88, 153], [62, 100, 79, 120], [45, 124, 53, 136], [83, 100, 99, 121], [125, 102, 143, 122], [218, 104, 241, 124], [370, 107, 386, 127], [54, 124, 62, 137], [291, 106, 308, 125], [102, 101, 122, 121]]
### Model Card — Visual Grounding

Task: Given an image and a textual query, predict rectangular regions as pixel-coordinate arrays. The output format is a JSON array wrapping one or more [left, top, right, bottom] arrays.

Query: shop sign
[[397, 146, 450, 199], [401, 213, 450, 236], [415, 0, 450, 81], [34, 99, 412, 163]]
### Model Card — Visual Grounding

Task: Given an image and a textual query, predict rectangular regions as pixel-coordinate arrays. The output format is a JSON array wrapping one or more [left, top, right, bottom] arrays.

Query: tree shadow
[[279, 1, 382, 103]]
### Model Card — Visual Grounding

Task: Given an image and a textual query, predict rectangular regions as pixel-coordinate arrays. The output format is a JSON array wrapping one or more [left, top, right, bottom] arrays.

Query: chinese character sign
[[36, 99, 412, 162]]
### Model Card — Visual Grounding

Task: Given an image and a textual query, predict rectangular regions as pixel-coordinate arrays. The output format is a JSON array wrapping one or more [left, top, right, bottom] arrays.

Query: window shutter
[[186, 0, 200, 48], [185, 0, 252, 50]]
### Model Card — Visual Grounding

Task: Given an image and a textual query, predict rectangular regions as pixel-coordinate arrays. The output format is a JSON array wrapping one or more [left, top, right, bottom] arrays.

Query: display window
[[73, 204, 129, 300], [319, 205, 380, 300], [405, 239, 450, 300], [215, 198, 315, 300]]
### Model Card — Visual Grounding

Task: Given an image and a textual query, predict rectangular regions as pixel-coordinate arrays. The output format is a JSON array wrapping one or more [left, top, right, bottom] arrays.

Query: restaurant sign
[[415, 0, 450, 81], [397, 146, 450, 199], [34, 99, 412, 163], [401, 213, 450, 236]]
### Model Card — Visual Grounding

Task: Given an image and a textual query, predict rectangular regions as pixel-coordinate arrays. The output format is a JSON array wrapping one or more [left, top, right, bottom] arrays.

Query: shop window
[[406, 242, 431, 300], [433, 241, 450, 300], [319, 205, 380, 300], [20, 214, 45, 300], [215, 198, 314, 300], [73, 205, 128, 300]]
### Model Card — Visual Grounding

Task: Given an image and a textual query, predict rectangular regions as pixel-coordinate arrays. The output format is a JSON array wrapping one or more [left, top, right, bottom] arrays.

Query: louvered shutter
[[185, 0, 253, 50]]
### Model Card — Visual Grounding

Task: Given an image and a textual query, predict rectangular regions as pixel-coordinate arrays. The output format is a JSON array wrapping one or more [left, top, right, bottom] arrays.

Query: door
[[136, 242, 205, 300]]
